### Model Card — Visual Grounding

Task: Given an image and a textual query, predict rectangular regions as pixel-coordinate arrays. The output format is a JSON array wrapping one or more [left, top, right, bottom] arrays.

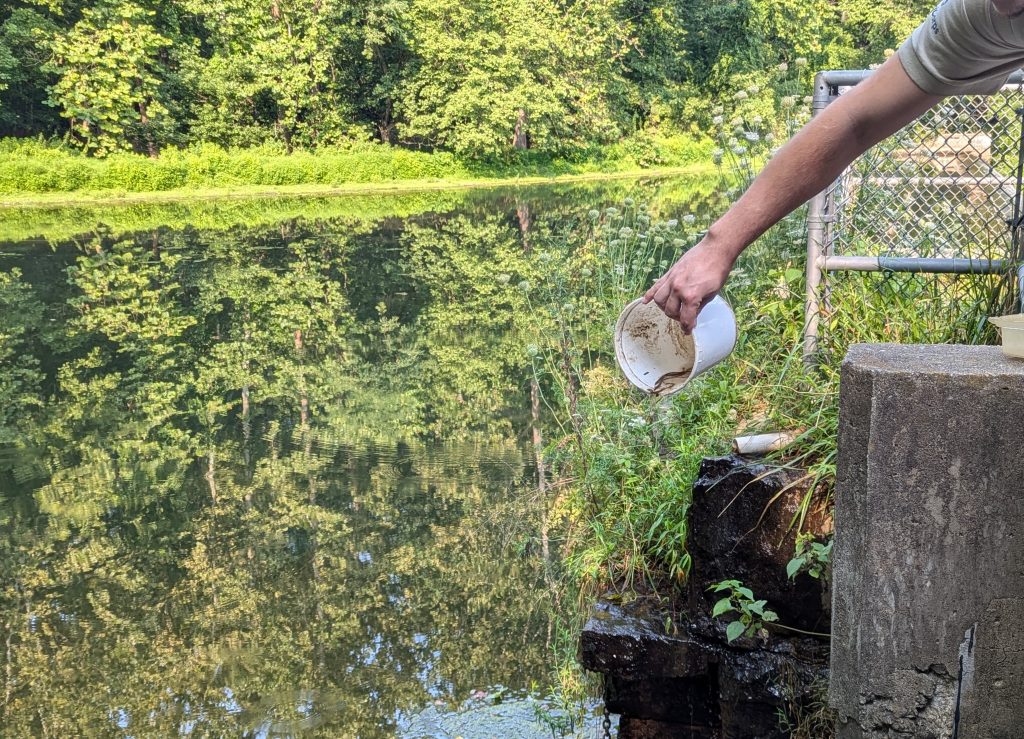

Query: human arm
[[644, 53, 943, 332]]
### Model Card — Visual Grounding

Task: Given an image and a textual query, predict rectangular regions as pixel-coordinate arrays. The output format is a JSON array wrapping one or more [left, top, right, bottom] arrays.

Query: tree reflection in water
[[0, 179, 720, 735]]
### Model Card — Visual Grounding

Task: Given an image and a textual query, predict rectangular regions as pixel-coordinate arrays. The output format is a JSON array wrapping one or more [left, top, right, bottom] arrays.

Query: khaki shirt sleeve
[[898, 0, 1024, 96]]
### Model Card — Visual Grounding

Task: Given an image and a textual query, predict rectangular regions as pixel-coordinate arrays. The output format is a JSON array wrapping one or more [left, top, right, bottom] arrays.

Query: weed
[[787, 533, 833, 580], [709, 579, 779, 642]]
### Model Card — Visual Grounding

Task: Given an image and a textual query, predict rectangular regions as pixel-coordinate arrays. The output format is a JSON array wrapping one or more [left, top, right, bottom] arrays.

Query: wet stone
[[579, 456, 831, 739], [688, 456, 831, 633]]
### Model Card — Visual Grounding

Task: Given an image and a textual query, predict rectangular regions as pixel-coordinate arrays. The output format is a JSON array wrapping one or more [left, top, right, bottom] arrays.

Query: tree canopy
[[0, 0, 932, 157]]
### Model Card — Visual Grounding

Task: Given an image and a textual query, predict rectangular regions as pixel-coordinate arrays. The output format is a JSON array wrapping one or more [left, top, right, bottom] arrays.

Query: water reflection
[[0, 178, 721, 735]]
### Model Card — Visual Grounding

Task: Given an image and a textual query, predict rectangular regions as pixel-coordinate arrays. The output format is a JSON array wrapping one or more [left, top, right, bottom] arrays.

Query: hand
[[642, 238, 735, 334]]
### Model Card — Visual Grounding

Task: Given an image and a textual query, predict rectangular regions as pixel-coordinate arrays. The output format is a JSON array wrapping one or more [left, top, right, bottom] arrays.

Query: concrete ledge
[[831, 344, 1024, 737]]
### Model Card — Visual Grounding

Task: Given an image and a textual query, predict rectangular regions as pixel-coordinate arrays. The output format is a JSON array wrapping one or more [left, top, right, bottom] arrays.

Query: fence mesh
[[809, 76, 1023, 361]]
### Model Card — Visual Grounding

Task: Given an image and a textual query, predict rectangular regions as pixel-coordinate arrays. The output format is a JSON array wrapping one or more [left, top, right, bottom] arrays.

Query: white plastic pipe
[[732, 432, 796, 456]]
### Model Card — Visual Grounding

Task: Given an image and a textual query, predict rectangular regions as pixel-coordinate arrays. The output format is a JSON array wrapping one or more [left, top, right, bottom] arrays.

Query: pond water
[[0, 178, 723, 736]]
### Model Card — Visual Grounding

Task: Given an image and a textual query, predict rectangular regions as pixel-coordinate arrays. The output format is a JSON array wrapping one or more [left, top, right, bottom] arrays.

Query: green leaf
[[784, 267, 803, 284], [762, 610, 779, 623], [737, 586, 754, 601], [726, 620, 745, 643], [712, 597, 733, 618], [786, 557, 805, 579], [747, 599, 767, 617]]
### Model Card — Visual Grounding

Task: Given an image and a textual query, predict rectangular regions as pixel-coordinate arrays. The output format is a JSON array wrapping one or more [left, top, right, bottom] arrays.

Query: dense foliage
[[0, 0, 932, 158]]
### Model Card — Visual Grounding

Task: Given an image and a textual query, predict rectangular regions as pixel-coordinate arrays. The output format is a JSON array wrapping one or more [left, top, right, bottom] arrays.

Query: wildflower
[[682, 214, 696, 225], [712, 148, 724, 164], [605, 207, 619, 217], [732, 145, 748, 155], [744, 131, 760, 142], [712, 115, 724, 126], [734, 90, 749, 101], [637, 233, 648, 240], [884, 48, 895, 58], [497, 273, 511, 285], [538, 252, 552, 263], [795, 57, 808, 68], [526, 344, 540, 357], [654, 236, 665, 246], [580, 267, 593, 277], [747, 84, 760, 95], [618, 227, 633, 238], [803, 95, 813, 104], [727, 136, 739, 147], [667, 219, 679, 229], [673, 238, 686, 248], [731, 116, 744, 127], [623, 197, 635, 206], [751, 115, 763, 125], [777, 62, 789, 73], [562, 302, 575, 314], [518, 280, 532, 292], [712, 106, 724, 115], [588, 209, 600, 220], [608, 240, 621, 248], [765, 132, 776, 143], [781, 96, 796, 109], [614, 264, 626, 276]]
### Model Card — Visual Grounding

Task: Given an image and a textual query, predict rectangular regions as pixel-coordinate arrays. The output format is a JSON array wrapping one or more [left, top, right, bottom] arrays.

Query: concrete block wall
[[831, 344, 1024, 737]]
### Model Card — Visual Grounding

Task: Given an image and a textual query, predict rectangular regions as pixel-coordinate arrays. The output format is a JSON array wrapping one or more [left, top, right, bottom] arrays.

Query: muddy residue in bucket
[[627, 318, 662, 356], [651, 370, 690, 396]]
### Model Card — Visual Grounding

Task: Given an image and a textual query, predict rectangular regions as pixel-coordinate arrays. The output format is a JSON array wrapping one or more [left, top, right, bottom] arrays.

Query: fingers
[[677, 300, 699, 335], [646, 273, 700, 333], [663, 293, 681, 322], [642, 275, 665, 304]]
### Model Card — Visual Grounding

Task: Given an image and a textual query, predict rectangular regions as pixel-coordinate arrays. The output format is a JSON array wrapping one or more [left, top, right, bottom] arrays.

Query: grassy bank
[[0, 136, 714, 206]]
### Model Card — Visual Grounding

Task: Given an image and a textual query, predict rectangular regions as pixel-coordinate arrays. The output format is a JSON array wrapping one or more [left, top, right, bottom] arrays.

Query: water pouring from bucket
[[614, 295, 737, 397]]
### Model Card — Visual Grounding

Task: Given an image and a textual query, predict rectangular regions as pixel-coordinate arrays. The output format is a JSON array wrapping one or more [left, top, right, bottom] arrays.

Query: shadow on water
[[0, 176, 721, 736]]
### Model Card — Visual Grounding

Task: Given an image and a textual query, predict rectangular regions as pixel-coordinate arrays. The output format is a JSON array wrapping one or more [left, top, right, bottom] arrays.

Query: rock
[[688, 455, 831, 632], [579, 598, 829, 738], [578, 600, 709, 679]]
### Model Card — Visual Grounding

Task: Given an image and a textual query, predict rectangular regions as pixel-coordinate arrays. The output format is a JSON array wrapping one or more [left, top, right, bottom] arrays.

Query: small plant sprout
[[709, 580, 779, 643], [786, 534, 833, 580]]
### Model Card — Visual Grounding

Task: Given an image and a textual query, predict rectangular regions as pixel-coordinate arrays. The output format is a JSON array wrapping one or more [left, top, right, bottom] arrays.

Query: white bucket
[[614, 295, 738, 396]]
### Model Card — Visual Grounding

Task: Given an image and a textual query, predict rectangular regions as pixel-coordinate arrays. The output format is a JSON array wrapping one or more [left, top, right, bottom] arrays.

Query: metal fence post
[[803, 73, 839, 362]]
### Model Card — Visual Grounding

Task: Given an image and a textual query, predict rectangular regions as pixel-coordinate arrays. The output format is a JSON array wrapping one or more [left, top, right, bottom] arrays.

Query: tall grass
[[0, 136, 714, 197], [531, 192, 1010, 602]]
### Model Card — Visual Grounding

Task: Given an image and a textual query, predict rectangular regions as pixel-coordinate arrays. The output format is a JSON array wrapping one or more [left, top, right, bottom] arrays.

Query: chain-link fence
[[804, 70, 1024, 362]]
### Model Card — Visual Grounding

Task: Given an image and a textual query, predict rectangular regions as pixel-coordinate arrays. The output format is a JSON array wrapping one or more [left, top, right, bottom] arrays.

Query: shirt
[[899, 0, 1024, 95]]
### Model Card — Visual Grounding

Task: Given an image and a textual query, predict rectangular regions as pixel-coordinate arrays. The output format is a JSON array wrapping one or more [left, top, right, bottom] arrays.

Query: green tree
[[399, 0, 623, 158], [0, 8, 61, 135], [182, 0, 361, 148], [44, 1, 173, 155]]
